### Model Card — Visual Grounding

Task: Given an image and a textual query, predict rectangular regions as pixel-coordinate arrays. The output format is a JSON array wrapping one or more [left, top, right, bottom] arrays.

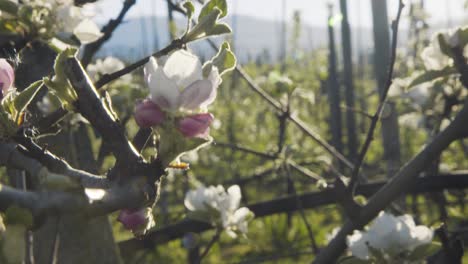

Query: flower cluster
[[5, 0, 102, 44], [421, 29, 468, 71], [346, 211, 433, 261], [135, 50, 220, 138], [0, 59, 14, 100], [184, 185, 254, 238]]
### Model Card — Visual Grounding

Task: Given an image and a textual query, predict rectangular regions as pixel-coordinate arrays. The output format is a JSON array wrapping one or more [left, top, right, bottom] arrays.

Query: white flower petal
[[145, 57, 180, 109], [73, 19, 103, 44], [184, 188, 206, 211], [163, 50, 203, 89], [227, 185, 241, 211], [412, 226, 433, 246], [178, 80, 215, 110]]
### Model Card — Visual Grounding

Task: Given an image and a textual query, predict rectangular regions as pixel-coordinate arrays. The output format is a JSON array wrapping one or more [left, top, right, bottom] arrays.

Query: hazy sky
[[92, 0, 467, 29]]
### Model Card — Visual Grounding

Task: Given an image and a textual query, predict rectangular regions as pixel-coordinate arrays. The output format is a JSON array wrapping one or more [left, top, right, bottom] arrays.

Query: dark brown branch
[[8, 139, 108, 188], [64, 57, 142, 169], [313, 98, 468, 263], [81, 0, 137, 66], [0, 178, 151, 219], [348, 0, 405, 192], [451, 45, 468, 89], [118, 173, 468, 253]]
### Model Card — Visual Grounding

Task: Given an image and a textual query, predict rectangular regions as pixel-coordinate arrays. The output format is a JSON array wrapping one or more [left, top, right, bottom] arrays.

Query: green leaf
[[183, 1, 195, 32], [207, 22, 232, 36], [457, 26, 468, 47], [337, 256, 373, 264], [0, 0, 18, 16], [199, 0, 227, 22], [184, 8, 221, 41], [408, 66, 457, 88], [437, 33, 453, 57], [203, 41, 236, 77], [13, 80, 43, 122], [45, 48, 79, 110], [408, 242, 441, 261], [183, 1, 195, 19]]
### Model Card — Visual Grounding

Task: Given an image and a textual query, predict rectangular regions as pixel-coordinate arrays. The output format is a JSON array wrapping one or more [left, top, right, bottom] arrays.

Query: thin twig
[[287, 161, 322, 182], [198, 229, 221, 262], [214, 142, 277, 160], [233, 64, 353, 170], [339, 104, 373, 119], [284, 164, 320, 255], [81, 0, 137, 66], [348, 0, 405, 193], [95, 38, 184, 89]]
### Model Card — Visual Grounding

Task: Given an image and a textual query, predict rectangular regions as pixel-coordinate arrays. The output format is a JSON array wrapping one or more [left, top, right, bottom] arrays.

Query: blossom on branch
[[0, 59, 14, 99], [346, 211, 434, 261], [117, 207, 155, 236], [184, 184, 254, 238], [135, 50, 221, 138], [145, 50, 220, 112]]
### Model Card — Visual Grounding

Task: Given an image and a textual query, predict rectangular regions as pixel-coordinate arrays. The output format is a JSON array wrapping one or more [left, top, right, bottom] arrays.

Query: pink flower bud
[[117, 208, 148, 230], [134, 99, 165, 128], [178, 113, 214, 138], [0, 59, 14, 98]]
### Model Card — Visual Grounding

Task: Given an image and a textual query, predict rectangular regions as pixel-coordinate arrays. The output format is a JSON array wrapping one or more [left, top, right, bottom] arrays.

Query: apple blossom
[[184, 184, 254, 238], [144, 50, 220, 111], [117, 207, 155, 236], [17, 0, 103, 44], [177, 113, 214, 138], [346, 211, 433, 260], [0, 59, 14, 99], [138, 50, 220, 138], [86, 57, 128, 81], [134, 99, 166, 128]]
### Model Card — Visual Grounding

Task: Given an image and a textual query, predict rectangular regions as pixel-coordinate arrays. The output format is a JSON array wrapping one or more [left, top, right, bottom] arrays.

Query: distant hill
[[96, 15, 379, 63], [96, 14, 466, 64]]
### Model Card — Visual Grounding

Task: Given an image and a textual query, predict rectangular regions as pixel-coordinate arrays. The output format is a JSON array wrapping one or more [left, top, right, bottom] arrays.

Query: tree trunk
[[339, 0, 358, 161], [370, 0, 401, 178], [326, 5, 344, 158]]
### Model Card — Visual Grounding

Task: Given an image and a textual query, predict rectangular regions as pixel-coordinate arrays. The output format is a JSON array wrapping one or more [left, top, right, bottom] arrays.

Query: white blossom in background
[[346, 211, 433, 260], [421, 38, 451, 71], [19, 0, 102, 44], [421, 29, 468, 71], [184, 184, 254, 238], [398, 112, 425, 130], [87, 57, 129, 81]]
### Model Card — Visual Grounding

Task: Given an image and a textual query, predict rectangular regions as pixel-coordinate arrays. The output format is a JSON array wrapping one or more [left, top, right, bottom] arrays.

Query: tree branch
[[81, 0, 137, 66], [94, 38, 185, 89], [64, 57, 142, 170], [348, 0, 405, 192], [118, 172, 468, 253], [313, 98, 468, 263]]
